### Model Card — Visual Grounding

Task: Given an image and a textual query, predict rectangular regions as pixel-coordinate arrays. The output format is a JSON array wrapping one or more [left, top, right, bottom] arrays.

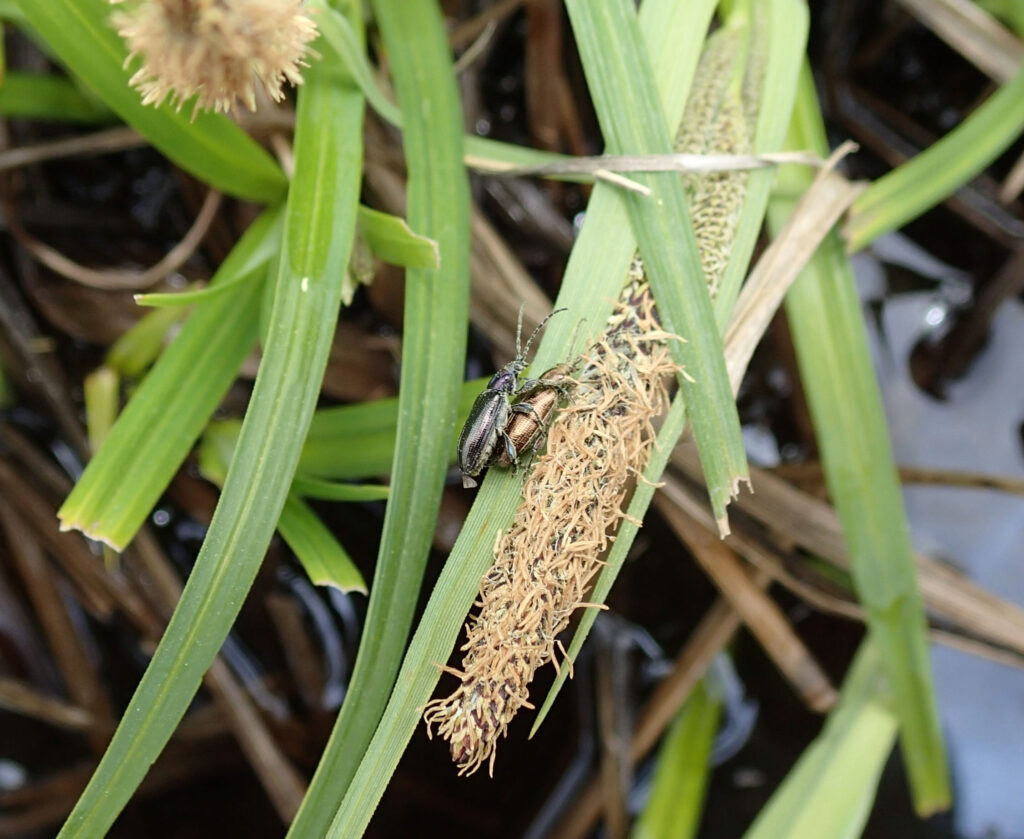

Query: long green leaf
[[632, 679, 721, 839], [291, 475, 390, 502], [56, 46, 363, 837], [0, 71, 114, 121], [357, 205, 438, 269], [278, 494, 367, 593], [136, 273, 264, 308], [298, 380, 481, 479], [564, 0, 748, 531], [846, 61, 1024, 251], [13, 0, 286, 202], [59, 209, 281, 549], [770, 64, 950, 813], [743, 642, 898, 839], [287, 1, 471, 835]]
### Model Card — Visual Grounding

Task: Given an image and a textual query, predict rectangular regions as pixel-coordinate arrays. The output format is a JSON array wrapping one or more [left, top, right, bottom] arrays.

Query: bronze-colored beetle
[[494, 361, 576, 469]]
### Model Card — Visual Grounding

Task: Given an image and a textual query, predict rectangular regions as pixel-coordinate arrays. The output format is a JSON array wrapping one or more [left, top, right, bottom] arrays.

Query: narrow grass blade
[[135, 275, 256, 308], [135, 224, 281, 309], [58, 209, 281, 549], [564, 0, 748, 532], [632, 679, 721, 839], [299, 379, 480, 480], [279, 494, 367, 593], [0, 71, 114, 121], [286, 1, 470, 835], [105, 304, 188, 378], [13, 0, 286, 202], [743, 642, 898, 839], [291, 475, 390, 502], [846, 61, 1024, 251], [83, 367, 118, 453], [56, 49, 363, 837], [357, 205, 438, 269], [770, 64, 950, 813]]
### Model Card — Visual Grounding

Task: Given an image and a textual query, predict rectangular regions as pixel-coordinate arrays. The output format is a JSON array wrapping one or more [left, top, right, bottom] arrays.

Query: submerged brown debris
[[423, 274, 681, 775], [111, 0, 318, 114]]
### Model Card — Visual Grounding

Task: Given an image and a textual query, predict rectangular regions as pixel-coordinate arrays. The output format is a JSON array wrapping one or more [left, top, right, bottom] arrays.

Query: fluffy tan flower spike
[[111, 0, 318, 115], [424, 273, 682, 776]]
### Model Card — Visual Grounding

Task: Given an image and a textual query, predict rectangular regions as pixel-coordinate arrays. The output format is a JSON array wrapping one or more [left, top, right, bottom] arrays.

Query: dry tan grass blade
[[725, 142, 862, 391]]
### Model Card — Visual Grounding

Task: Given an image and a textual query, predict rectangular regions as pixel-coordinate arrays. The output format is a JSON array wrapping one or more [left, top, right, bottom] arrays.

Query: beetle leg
[[532, 426, 550, 455], [509, 401, 545, 424], [500, 431, 519, 470], [515, 377, 540, 396], [518, 430, 544, 472], [541, 378, 575, 400]]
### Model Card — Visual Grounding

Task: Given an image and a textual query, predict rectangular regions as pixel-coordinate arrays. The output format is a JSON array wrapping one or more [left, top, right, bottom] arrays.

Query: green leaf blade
[[564, 0, 749, 529], [631, 679, 721, 839], [58, 209, 281, 549], [743, 642, 898, 839], [279, 494, 367, 593], [291, 475, 390, 502], [770, 64, 950, 814], [288, 1, 471, 835], [847, 61, 1024, 251], [56, 50, 363, 837]]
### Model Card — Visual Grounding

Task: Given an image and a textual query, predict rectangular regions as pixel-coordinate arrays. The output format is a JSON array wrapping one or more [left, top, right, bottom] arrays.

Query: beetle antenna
[[522, 306, 568, 361], [567, 317, 589, 357], [515, 304, 525, 360]]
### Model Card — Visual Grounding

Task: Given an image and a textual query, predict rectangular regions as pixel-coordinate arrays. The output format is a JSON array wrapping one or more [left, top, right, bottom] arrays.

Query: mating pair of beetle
[[457, 308, 575, 489]]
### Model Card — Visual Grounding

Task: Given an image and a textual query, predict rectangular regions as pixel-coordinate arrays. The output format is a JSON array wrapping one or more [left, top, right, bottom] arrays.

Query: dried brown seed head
[[111, 0, 318, 115]]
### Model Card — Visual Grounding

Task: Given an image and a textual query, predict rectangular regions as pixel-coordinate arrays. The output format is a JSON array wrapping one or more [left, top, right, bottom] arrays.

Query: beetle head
[[487, 368, 519, 392]]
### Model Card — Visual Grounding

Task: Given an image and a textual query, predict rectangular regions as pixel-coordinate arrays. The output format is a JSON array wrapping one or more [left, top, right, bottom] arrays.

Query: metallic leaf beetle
[[457, 306, 567, 488], [493, 361, 576, 469]]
